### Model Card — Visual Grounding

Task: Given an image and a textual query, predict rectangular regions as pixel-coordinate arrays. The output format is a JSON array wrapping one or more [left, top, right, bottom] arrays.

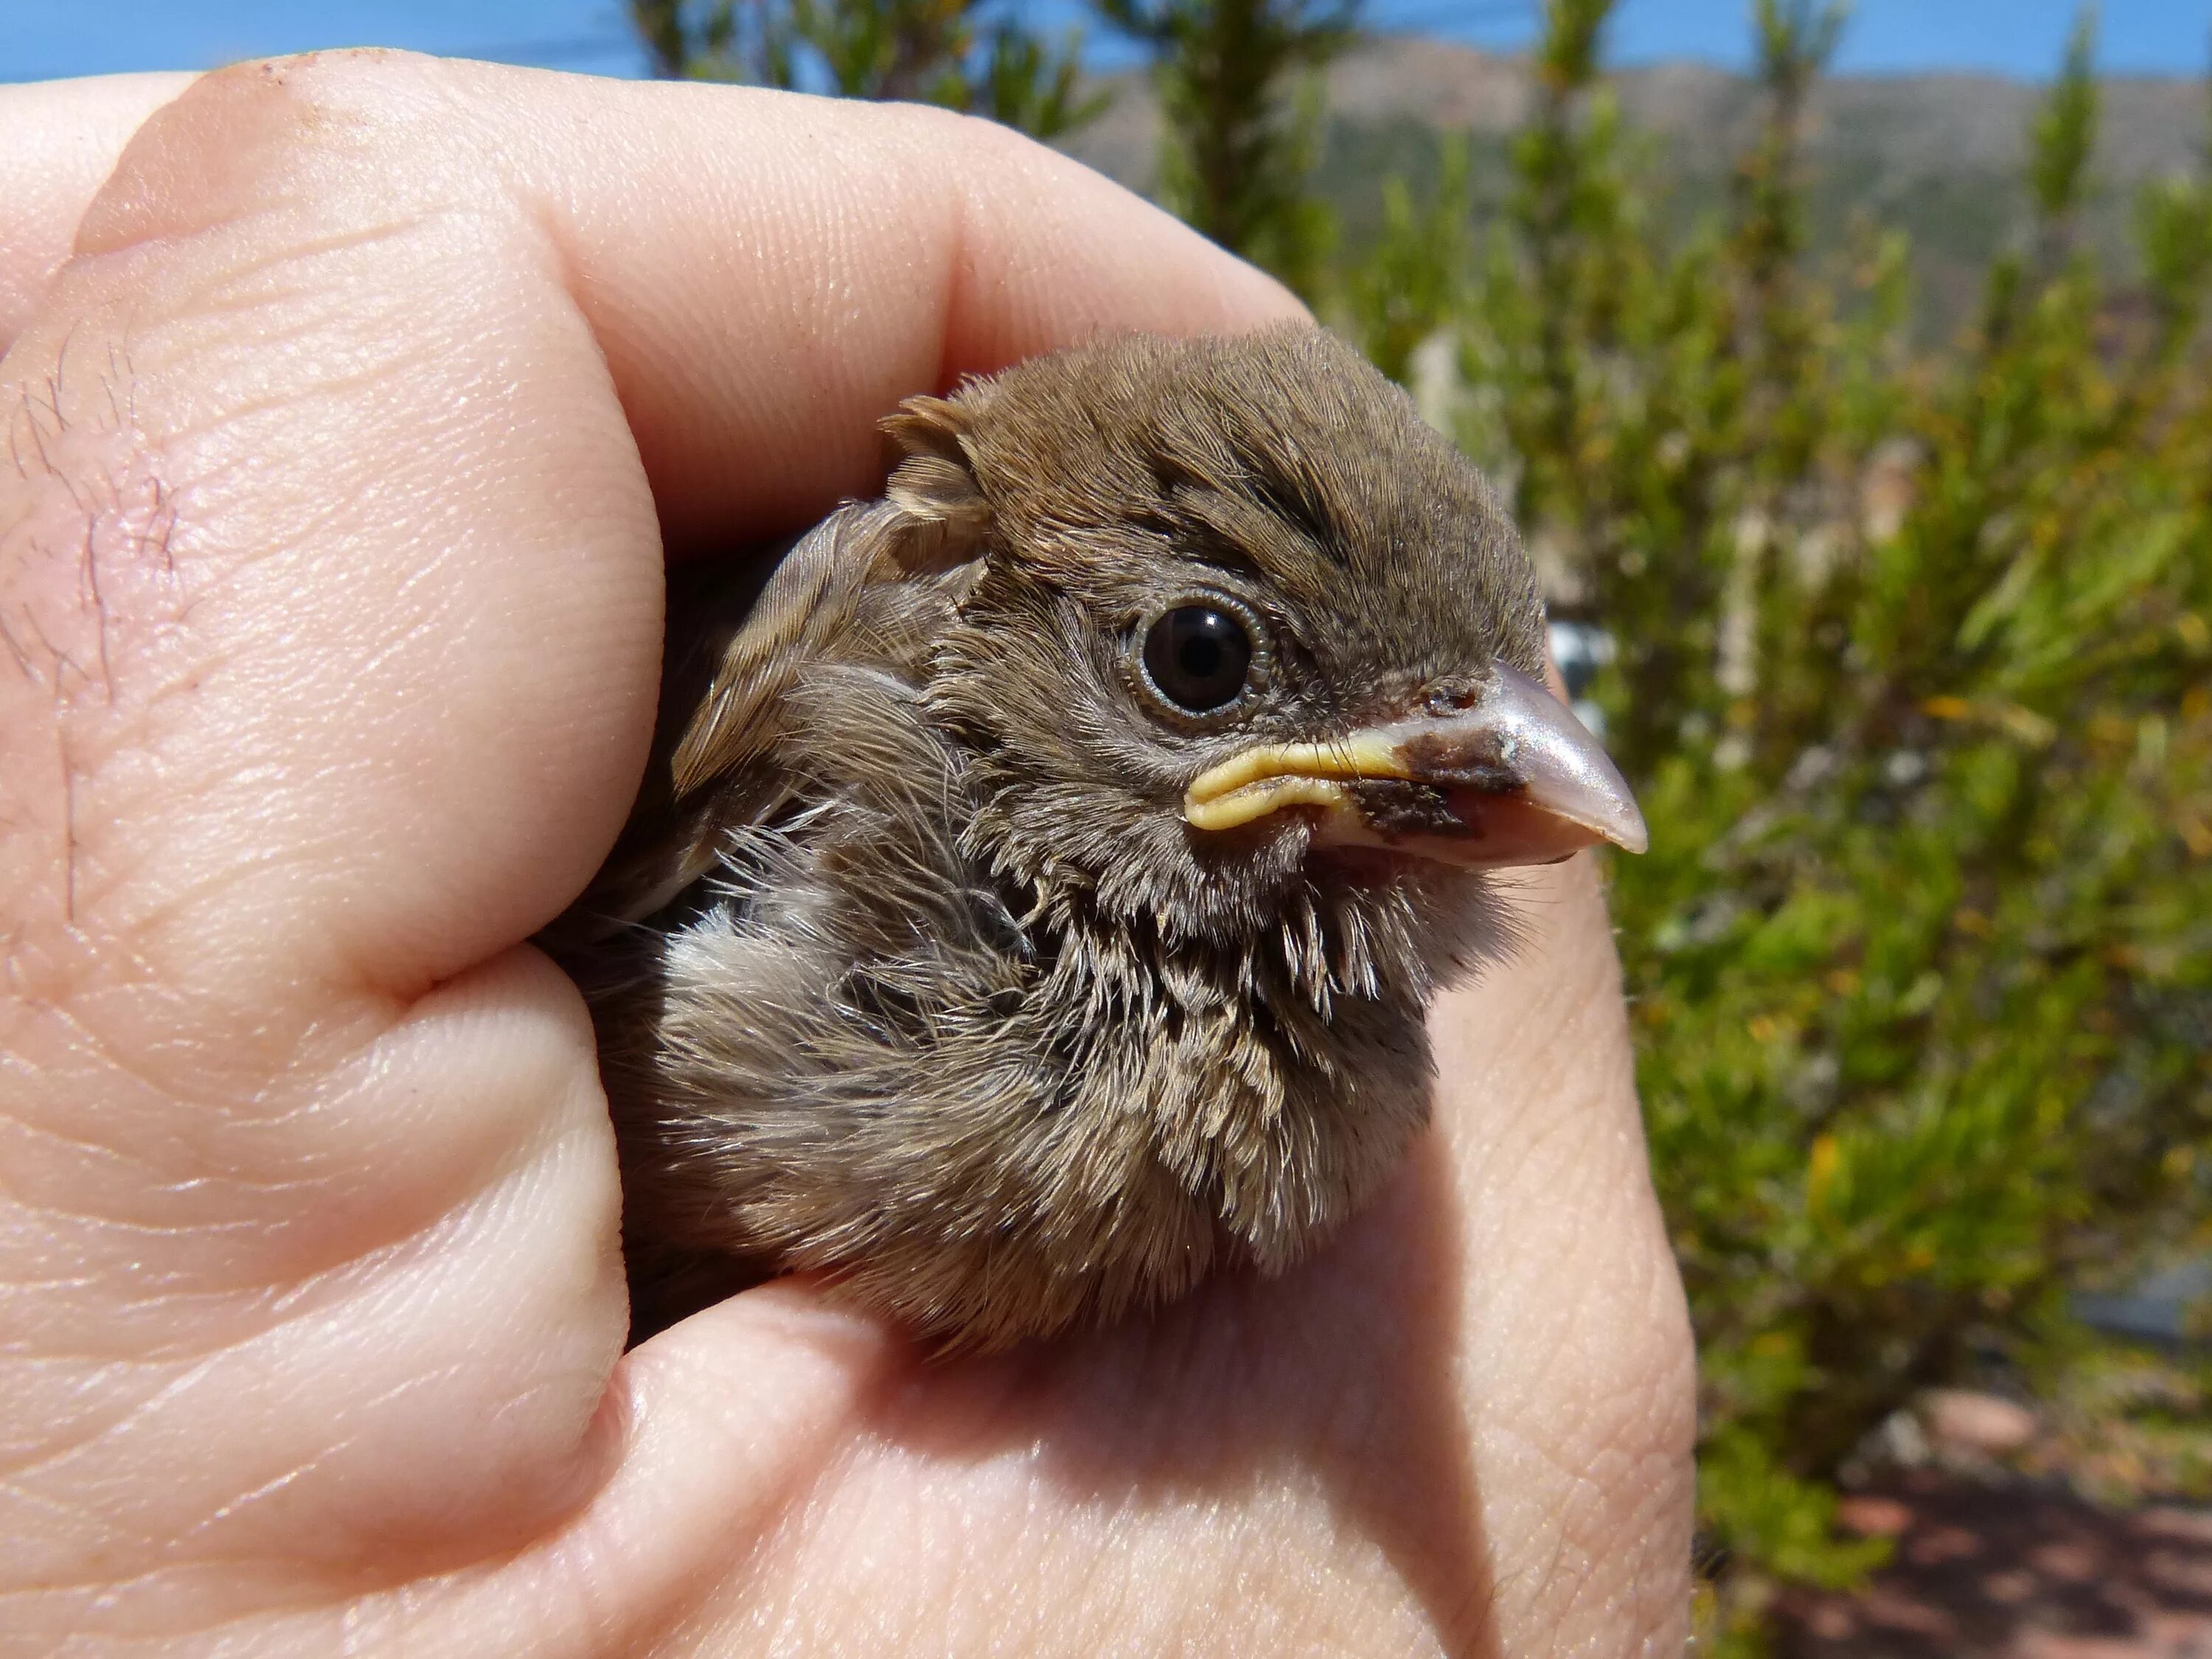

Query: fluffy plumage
[[553, 326, 1628, 1351]]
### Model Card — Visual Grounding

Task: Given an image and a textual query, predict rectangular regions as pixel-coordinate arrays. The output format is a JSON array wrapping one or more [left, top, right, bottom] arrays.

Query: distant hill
[[1059, 37, 2211, 335]]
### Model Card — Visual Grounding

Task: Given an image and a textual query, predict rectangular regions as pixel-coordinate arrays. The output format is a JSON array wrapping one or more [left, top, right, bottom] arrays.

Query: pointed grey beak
[[1183, 662, 1646, 872]]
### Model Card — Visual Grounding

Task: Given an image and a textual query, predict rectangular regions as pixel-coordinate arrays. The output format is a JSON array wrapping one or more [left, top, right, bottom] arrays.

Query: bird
[[550, 325, 1646, 1352]]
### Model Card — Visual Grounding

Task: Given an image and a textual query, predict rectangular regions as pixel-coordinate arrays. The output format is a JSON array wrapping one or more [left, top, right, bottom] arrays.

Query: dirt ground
[[1773, 1468, 2212, 1658]]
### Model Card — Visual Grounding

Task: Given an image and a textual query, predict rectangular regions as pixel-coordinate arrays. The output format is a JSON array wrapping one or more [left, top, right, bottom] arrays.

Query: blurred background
[[11, 3, 2211, 1652]]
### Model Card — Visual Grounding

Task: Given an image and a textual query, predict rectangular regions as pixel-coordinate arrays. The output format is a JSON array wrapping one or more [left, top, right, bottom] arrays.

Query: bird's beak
[[1182, 663, 1647, 871]]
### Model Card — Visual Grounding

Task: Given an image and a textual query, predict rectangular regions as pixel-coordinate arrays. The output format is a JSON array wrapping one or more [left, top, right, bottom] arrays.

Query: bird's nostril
[[1422, 680, 1484, 717]]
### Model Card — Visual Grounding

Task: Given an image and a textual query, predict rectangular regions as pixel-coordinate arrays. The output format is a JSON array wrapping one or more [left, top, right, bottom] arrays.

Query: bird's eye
[[1141, 603, 1256, 714]]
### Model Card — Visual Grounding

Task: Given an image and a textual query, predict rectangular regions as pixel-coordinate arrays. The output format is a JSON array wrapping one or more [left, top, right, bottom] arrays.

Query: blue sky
[[3, 0, 2207, 86]]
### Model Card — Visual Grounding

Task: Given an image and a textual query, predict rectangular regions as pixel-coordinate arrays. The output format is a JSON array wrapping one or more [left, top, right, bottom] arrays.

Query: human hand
[[0, 57, 1693, 1655]]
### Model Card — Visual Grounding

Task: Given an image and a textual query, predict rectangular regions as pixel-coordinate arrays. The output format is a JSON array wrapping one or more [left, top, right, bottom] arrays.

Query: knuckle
[[873, 97, 1060, 178], [77, 49, 484, 260]]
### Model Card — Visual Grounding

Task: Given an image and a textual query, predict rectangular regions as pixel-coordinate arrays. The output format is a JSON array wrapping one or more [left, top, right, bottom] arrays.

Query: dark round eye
[[1141, 604, 1255, 714]]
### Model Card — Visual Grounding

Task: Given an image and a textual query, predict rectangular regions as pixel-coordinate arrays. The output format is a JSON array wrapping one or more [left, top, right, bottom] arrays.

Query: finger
[[13, 52, 1304, 1004], [0, 73, 195, 348], [71, 1293, 907, 1658], [1427, 857, 1696, 1652], [78, 61, 1307, 551]]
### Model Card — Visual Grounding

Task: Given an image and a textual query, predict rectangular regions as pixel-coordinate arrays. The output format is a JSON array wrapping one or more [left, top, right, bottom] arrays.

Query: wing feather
[[669, 500, 913, 798], [559, 500, 921, 935]]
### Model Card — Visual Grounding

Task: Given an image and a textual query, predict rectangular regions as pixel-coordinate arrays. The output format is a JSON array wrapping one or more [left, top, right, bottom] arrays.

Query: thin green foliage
[[1093, 0, 1358, 292], [1344, 136, 1470, 383], [630, 0, 1105, 139]]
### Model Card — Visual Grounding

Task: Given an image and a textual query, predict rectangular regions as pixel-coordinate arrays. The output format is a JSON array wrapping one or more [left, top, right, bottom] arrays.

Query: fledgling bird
[[554, 326, 1646, 1352]]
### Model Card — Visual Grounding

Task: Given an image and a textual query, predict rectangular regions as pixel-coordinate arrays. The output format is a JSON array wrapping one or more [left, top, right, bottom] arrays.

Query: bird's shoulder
[[554, 499, 968, 940], [669, 499, 948, 795]]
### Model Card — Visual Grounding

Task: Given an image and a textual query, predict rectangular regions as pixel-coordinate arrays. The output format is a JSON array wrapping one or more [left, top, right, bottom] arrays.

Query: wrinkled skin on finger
[[0, 56, 1694, 1658]]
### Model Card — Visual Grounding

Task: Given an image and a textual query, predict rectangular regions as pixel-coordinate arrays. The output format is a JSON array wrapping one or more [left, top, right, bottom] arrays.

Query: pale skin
[[0, 55, 1694, 1658]]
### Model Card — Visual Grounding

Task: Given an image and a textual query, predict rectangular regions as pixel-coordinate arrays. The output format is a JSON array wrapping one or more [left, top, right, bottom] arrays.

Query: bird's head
[[884, 327, 1644, 984]]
